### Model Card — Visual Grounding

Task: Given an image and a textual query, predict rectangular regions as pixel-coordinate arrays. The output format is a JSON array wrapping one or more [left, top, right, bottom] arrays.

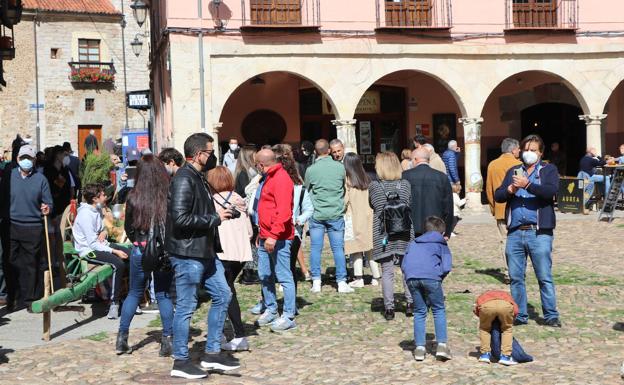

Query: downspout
[[121, 0, 129, 129], [33, 12, 41, 150], [198, 0, 206, 133]]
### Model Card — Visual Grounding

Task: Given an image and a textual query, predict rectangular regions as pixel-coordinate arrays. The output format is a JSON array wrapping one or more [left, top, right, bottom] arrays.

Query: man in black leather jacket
[[166, 133, 239, 380]]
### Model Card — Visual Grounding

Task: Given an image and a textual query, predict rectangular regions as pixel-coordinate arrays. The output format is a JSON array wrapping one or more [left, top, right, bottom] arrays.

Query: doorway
[[521, 103, 584, 176], [78, 125, 102, 158]]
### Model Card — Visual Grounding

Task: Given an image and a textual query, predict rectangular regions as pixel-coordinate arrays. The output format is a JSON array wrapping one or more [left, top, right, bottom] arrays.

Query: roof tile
[[23, 0, 121, 15]]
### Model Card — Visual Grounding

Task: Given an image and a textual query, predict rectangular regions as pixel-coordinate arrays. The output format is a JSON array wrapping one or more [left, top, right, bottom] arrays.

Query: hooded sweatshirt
[[401, 231, 452, 281], [73, 202, 111, 257]]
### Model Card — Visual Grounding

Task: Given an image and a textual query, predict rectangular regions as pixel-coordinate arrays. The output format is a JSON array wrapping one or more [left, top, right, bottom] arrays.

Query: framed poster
[[359, 121, 372, 154], [433, 113, 456, 154]]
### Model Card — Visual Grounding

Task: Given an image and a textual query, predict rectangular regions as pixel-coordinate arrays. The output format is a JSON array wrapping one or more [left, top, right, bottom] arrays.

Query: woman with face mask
[[494, 134, 561, 329]]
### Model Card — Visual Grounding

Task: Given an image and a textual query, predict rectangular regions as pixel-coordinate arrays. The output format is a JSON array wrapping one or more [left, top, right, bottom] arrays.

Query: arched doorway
[[521, 103, 584, 176], [602, 80, 624, 157]]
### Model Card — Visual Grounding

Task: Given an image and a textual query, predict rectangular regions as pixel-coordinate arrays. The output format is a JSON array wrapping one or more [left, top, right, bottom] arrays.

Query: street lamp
[[130, 0, 148, 27], [130, 35, 143, 57]]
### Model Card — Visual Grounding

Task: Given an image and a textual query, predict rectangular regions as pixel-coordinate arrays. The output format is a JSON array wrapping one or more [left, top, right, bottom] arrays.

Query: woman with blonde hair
[[369, 152, 414, 321], [400, 149, 412, 171]]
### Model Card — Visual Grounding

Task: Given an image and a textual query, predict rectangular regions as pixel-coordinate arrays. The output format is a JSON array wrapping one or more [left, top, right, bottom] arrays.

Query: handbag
[[142, 219, 170, 273]]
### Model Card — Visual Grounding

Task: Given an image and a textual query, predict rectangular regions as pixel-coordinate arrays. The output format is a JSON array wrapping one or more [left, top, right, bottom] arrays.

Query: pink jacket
[[213, 191, 253, 262]]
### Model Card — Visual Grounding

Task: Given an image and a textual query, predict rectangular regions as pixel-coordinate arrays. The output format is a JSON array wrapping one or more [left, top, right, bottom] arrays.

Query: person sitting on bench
[[72, 183, 129, 319]]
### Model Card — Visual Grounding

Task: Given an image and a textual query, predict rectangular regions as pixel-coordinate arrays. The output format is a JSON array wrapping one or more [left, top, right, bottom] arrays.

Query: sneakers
[[270, 316, 297, 333], [337, 281, 354, 293], [304, 272, 311, 281], [544, 318, 562, 328], [171, 359, 208, 379], [249, 300, 265, 315], [311, 279, 321, 293], [478, 352, 491, 363], [499, 354, 518, 366], [222, 337, 250, 351], [349, 279, 364, 288], [256, 310, 278, 327], [200, 352, 241, 371], [159, 335, 172, 357], [435, 343, 452, 361], [383, 309, 395, 321], [371, 278, 379, 286], [413, 346, 426, 361], [135, 306, 142, 315], [115, 331, 132, 355], [107, 302, 119, 320], [142, 302, 160, 314]]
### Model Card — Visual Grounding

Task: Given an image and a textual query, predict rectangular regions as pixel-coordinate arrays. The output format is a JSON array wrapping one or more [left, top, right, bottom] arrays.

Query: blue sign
[[29, 103, 44, 110]]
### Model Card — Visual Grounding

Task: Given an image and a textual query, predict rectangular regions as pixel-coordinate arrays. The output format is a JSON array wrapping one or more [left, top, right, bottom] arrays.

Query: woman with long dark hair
[[343, 153, 378, 289], [116, 155, 174, 356]]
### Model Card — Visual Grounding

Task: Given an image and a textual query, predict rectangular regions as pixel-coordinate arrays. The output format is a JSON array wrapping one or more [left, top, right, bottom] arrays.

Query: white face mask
[[62, 156, 70, 167], [165, 165, 174, 176], [229, 144, 238, 152], [522, 151, 539, 166]]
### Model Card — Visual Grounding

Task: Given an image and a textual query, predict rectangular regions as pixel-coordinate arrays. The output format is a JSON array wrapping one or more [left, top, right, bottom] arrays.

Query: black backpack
[[380, 181, 412, 236], [142, 219, 171, 273]]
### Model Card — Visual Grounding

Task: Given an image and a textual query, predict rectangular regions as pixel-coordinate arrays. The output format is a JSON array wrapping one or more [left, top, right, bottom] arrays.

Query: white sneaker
[[311, 279, 321, 293], [221, 337, 250, 351], [371, 278, 379, 286], [349, 279, 364, 288], [337, 281, 354, 293]]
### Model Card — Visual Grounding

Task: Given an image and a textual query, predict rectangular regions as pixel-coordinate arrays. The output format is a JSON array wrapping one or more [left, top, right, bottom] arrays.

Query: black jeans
[[1, 220, 15, 304], [9, 223, 44, 306], [91, 244, 130, 303], [222, 260, 245, 338], [289, 236, 302, 295]]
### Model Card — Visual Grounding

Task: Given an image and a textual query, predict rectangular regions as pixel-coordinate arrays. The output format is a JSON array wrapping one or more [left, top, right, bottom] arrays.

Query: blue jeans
[[119, 246, 174, 336], [170, 256, 231, 359], [506, 229, 559, 323], [309, 217, 348, 283], [257, 239, 296, 318], [407, 278, 448, 347]]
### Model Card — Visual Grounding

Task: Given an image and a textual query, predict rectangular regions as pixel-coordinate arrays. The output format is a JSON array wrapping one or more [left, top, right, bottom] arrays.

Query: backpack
[[142, 219, 171, 273], [380, 181, 412, 237]]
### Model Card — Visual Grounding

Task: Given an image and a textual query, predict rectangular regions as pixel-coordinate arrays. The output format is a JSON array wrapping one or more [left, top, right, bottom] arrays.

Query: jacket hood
[[78, 202, 98, 214], [415, 231, 447, 244]]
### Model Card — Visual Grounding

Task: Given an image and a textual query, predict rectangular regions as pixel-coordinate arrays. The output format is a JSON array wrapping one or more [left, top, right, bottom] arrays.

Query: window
[[50, 48, 59, 59], [85, 98, 95, 111], [78, 39, 100, 64]]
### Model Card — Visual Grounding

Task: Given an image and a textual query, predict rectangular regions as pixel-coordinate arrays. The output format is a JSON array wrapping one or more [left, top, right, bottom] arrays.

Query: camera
[[229, 207, 241, 219]]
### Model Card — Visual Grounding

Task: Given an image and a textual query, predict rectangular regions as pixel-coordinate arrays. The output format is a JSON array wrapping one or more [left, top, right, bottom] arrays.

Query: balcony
[[240, 0, 320, 32], [68, 62, 116, 85], [505, 0, 578, 32], [376, 0, 452, 31]]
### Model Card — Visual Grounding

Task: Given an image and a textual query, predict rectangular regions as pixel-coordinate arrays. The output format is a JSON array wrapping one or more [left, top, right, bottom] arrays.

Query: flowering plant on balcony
[[69, 67, 115, 84]]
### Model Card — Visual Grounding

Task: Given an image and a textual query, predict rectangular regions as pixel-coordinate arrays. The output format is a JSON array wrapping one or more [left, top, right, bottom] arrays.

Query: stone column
[[459, 117, 484, 212], [211, 122, 223, 162], [332, 119, 358, 154], [579, 114, 607, 155]]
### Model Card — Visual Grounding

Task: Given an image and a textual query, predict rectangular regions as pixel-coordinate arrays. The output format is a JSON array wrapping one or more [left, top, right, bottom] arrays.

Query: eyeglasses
[[198, 150, 213, 157]]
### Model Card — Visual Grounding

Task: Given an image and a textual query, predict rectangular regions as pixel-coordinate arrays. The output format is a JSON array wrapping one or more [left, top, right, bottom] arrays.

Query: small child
[[401, 216, 452, 362], [451, 183, 465, 236], [474, 290, 519, 366]]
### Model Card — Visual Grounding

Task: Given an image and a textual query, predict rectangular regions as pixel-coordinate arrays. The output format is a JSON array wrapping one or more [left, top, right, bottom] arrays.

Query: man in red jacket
[[254, 149, 296, 333]]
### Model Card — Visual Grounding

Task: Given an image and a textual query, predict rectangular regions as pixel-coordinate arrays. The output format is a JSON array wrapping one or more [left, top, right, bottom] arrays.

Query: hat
[[18, 144, 36, 159], [126, 147, 140, 162]]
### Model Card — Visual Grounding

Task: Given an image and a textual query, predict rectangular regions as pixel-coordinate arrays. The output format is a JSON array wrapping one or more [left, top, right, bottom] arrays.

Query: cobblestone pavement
[[1, 217, 624, 384]]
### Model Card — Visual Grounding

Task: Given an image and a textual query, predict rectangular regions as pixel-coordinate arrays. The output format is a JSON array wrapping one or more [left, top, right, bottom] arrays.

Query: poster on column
[[465, 143, 483, 192], [359, 121, 372, 154]]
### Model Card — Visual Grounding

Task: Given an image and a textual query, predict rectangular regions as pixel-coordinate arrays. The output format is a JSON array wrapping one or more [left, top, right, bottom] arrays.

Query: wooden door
[[250, 0, 301, 25], [512, 0, 557, 28], [78, 125, 102, 158], [385, 0, 432, 27]]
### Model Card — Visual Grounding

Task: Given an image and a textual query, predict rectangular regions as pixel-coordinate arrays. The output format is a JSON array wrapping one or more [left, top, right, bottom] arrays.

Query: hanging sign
[[127, 90, 151, 110]]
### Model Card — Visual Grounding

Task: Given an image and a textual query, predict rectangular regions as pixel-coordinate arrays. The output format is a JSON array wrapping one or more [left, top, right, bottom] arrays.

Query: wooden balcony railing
[[376, 0, 452, 29], [68, 62, 116, 84], [505, 0, 578, 30], [241, 0, 320, 29]]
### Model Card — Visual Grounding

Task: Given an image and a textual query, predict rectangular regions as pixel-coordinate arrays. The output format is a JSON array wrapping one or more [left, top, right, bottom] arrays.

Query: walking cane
[[44, 215, 55, 293]]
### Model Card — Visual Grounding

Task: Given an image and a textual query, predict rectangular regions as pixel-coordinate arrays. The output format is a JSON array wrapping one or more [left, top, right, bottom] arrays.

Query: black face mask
[[202, 153, 217, 173]]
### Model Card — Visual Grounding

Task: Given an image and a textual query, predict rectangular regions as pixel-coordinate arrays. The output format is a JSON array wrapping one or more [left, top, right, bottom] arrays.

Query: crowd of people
[[0, 129, 572, 379]]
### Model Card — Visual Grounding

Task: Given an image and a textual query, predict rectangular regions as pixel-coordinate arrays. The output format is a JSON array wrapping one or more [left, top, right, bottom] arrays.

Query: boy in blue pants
[[402, 216, 453, 361]]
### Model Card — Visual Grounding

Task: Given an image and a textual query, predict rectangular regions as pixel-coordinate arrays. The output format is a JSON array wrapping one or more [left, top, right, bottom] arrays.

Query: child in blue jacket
[[401, 216, 453, 362]]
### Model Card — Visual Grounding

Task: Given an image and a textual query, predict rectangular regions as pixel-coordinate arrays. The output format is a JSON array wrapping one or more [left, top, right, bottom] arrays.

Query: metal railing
[[241, 0, 320, 27], [505, 0, 578, 30], [376, 0, 452, 29], [68, 61, 116, 84]]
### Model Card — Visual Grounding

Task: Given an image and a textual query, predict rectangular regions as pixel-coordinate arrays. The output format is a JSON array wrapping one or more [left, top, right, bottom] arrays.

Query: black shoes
[[171, 359, 208, 379], [115, 331, 132, 355], [200, 351, 241, 371], [159, 335, 172, 357], [544, 318, 562, 328], [513, 319, 528, 326], [405, 303, 414, 317], [384, 309, 395, 321]]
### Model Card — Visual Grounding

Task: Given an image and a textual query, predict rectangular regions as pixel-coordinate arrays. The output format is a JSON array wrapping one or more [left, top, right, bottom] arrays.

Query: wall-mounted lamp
[[130, 0, 148, 28]]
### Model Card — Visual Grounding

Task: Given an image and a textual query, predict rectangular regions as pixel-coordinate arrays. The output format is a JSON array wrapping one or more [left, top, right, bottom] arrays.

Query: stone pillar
[[332, 119, 358, 154], [579, 114, 607, 155], [459, 117, 484, 212], [211, 122, 223, 162]]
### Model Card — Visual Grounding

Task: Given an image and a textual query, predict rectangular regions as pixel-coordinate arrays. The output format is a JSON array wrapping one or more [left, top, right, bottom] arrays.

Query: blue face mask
[[18, 159, 33, 172]]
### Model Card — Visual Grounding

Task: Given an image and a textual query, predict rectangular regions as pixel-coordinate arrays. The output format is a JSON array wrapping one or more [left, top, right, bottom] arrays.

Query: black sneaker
[[200, 352, 241, 371], [405, 302, 414, 317], [513, 319, 528, 326], [170, 359, 208, 379], [544, 318, 562, 328], [384, 309, 395, 321]]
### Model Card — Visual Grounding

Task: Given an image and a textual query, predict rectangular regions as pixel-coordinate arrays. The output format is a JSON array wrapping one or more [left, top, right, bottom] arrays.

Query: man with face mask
[[494, 134, 561, 329], [223, 138, 239, 175], [1, 144, 53, 311], [166, 133, 239, 380], [158, 147, 185, 176]]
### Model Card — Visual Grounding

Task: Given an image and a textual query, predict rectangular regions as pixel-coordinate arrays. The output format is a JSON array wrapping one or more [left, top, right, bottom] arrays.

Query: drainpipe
[[198, 0, 206, 133], [33, 12, 41, 150], [121, 0, 129, 130]]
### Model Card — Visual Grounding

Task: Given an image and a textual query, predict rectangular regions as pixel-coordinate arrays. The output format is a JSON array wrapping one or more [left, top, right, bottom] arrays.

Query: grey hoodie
[[72, 202, 111, 257]]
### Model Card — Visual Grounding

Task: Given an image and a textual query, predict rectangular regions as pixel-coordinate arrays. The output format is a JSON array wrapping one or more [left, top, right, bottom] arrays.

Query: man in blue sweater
[[3, 145, 52, 311], [494, 134, 561, 328], [442, 140, 461, 186]]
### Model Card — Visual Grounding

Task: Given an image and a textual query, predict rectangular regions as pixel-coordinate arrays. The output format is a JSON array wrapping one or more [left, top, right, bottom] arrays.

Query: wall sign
[[127, 90, 151, 110], [322, 91, 381, 115], [359, 121, 372, 154], [558, 177, 584, 214]]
